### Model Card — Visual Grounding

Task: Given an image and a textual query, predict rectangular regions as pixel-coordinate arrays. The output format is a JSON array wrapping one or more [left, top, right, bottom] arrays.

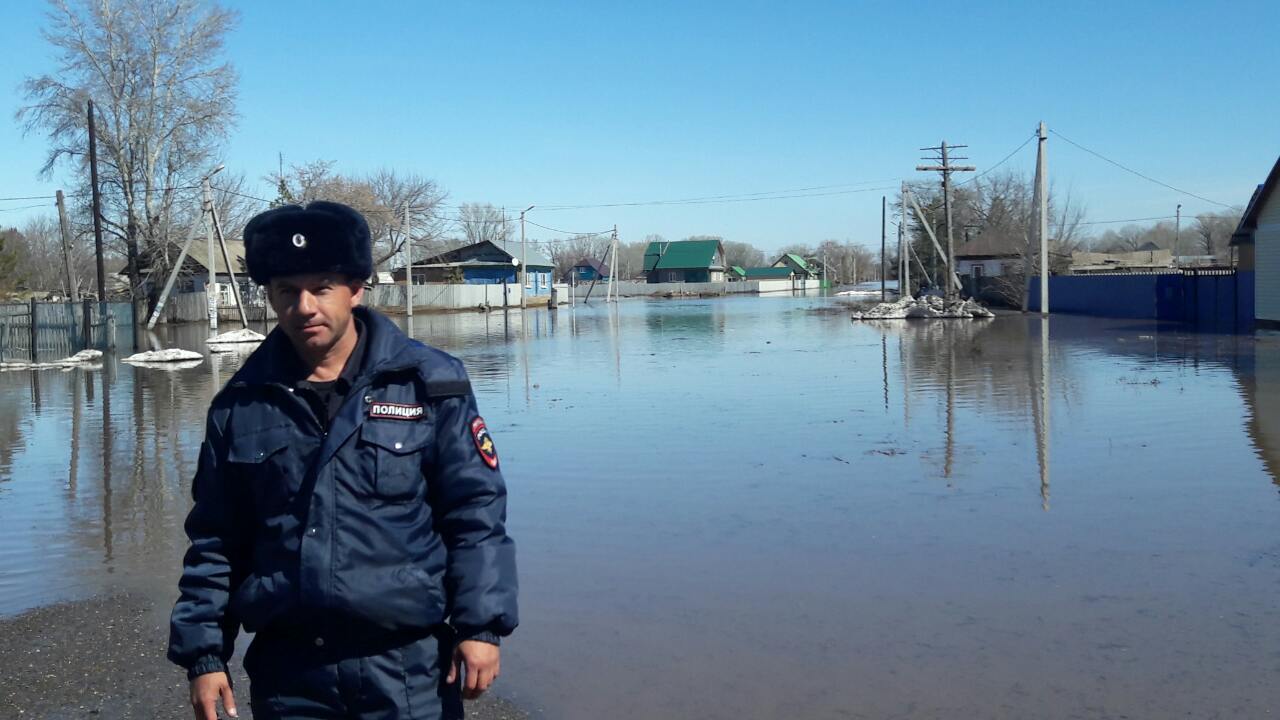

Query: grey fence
[[0, 300, 134, 361]]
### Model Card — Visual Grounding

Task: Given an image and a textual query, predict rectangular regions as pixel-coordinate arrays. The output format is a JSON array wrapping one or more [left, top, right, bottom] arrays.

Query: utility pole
[[202, 177, 218, 330], [900, 182, 909, 297], [55, 191, 81, 303], [880, 195, 887, 302], [1036, 121, 1049, 315], [1175, 203, 1182, 263], [609, 225, 618, 302], [86, 101, 106, 302], [520, 205, 534, 309], [404, 204, 413, 318], [918, 141, 974, 299]]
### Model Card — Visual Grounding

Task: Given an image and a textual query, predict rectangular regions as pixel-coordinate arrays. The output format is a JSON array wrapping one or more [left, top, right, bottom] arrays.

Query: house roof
[[783, 253, 812, 270], [573, 257, 611, 275], [1231, 154, 1280, 246], [183, 238, 247, 275], [418, 239, 553, 269], [729, 265, 747, 277], [955, 233, 1025, 259], [745, 266, 795, 279], [1136, 240, 1161, 252], [643, 239, 723, 271]]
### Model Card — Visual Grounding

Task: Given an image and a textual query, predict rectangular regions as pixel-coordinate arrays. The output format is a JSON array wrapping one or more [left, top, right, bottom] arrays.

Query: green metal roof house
[[771, 253, 818, 278], [728, 266, 747, 281], [643, 239, 726, 283], [744, 266, 796, 280]]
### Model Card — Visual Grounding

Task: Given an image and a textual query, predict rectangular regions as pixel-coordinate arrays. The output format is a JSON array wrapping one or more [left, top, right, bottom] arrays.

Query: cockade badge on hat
[[292, 233, 307, 248]]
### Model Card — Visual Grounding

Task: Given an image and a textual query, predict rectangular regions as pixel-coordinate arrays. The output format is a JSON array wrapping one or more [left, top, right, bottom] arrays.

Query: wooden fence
[[0, 300, 132, 361]]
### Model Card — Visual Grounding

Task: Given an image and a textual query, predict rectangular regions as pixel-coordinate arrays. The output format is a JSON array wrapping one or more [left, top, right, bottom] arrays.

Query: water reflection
[[1, 299, 1278, 719]]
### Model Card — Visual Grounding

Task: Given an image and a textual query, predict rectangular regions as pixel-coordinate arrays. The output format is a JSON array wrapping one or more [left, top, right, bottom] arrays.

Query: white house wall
[[1256, 191, 1280, 323]]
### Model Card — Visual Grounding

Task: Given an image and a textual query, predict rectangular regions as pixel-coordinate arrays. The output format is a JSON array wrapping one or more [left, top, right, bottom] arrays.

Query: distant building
[[643, 239, 725, 283], [1069, 249, 1174, 274], [395, 240, 555, 296], [1231, 155, 1280, 327], [770, 253, 818, 279], [728, 266, 747, 281], [954, 234, 1023, 280], [567, 257, 610, 283], [744, 266, 796, 280]]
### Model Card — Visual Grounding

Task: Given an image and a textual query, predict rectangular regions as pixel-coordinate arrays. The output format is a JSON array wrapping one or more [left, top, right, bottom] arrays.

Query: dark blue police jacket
[[168, 307, 518, 678]]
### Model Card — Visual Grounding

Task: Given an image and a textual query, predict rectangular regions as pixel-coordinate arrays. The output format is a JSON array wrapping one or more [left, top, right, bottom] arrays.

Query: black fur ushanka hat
[[243, 200, 373, 285]]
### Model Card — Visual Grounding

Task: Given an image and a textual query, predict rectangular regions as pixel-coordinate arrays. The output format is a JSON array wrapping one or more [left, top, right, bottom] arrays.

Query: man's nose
[[296, 290, 317, 315]]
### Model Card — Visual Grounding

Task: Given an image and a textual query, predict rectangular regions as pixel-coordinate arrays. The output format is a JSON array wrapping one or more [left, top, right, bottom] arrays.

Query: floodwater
[[2, 296, 1279, 719]]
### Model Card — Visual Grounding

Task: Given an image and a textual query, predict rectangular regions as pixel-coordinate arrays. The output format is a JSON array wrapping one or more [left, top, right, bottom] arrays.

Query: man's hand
[[447, 639, 501, 700], [190, 671, 237, 719]]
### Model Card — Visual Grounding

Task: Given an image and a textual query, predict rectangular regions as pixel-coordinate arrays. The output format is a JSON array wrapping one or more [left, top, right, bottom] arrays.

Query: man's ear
[[349, 279, 366, 308]]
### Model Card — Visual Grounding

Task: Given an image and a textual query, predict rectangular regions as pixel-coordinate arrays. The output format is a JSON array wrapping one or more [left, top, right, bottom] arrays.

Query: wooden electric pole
[[880, 195, 887, 302], [55, 191, 81, 303], [86, 101, 106, 302], [404, 204, 413, 318], [917, 141, 974, 299], [900, 182, 909, 297]]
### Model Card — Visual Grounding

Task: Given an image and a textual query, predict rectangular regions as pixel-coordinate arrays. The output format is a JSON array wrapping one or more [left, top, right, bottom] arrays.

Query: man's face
[[267, 273, 365, 356]]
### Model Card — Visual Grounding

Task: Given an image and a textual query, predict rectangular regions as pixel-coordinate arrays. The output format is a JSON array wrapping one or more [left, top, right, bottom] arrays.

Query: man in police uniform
[[169, 201, 518, 719]]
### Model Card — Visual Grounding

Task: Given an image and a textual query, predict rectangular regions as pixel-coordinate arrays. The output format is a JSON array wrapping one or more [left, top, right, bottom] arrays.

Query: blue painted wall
[[1028, 271, 1254, 332]]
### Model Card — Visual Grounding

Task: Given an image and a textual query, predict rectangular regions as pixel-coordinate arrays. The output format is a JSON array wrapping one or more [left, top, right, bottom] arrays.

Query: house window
[[972, 265, 984, 280]]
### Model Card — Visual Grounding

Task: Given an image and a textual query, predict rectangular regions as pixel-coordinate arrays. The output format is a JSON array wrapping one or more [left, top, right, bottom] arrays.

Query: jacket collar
[[234, 306, 425, 387]]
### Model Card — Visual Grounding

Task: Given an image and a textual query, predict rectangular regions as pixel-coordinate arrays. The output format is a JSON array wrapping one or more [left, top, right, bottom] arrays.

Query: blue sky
[[2, 0, 1277, 253]]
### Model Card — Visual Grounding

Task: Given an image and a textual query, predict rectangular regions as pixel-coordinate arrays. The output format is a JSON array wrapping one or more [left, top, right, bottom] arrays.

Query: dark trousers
[[244, 627, 462, 720]]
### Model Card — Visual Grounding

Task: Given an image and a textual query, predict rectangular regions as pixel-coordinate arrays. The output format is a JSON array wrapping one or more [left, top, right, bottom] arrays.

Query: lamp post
[[520, 205, 534, 309]]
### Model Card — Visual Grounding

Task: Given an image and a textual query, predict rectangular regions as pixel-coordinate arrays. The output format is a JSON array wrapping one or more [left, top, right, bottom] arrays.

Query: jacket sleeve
[[431, 374, 519, 640], [168, 408, 250, 677]]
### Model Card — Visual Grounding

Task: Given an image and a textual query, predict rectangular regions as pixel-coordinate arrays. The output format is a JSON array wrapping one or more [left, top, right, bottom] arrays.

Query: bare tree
[[962, 171, 1086, 309], [723, 240, 765, 269], [456, 203, 512, 246], [548, 233, 611, 280], [269, 161, 450, 276], [1194, 212, 1239, 260], [18, 0, 240, 310]]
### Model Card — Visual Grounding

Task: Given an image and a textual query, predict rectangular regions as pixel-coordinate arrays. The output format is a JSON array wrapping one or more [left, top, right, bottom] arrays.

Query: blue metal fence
[[1028, 270, 1253, 332]]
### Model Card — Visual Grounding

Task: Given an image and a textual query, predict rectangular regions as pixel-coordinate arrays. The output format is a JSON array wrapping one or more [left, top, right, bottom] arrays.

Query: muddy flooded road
[[2, 296, 1278, 718]]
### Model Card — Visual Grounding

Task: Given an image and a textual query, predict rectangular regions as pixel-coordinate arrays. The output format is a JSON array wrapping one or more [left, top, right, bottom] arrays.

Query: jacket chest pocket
[[226, 427, 298, 517], [359, 419, 435, 502]]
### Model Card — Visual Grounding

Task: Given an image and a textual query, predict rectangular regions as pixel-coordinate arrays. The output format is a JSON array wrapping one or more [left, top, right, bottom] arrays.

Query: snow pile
[[0, 349, 104, 372], [123, 348, 204, 364], [852, 295, 995, 320], [206, 328, 266, 345]]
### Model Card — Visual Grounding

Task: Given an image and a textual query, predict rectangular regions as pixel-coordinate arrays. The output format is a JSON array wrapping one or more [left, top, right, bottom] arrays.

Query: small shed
[[728, 266, 747, 281], [643, 239, 725, 283], [1231, 154, 1280, 327]]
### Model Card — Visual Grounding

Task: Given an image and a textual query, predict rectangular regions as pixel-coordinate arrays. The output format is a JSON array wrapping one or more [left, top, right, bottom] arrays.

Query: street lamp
[[520, 205, 534, 309]]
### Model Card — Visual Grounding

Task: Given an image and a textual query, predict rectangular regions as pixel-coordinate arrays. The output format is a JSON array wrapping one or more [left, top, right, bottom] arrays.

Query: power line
[[0, 202, 53, 214], [1049, 128, 1238, 209], [957, 133, 1036, 186], [537, 184, 898, 211], [523, 219, 612, 236]]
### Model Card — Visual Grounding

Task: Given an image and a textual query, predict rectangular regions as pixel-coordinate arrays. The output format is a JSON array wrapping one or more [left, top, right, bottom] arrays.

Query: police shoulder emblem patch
[[471, 417, 498, 469]]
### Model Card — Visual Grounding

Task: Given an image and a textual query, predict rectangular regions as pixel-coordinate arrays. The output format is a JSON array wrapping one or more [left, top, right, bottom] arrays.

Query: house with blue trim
[[395, 240, 556, 296], [567, 257, 611, 283]]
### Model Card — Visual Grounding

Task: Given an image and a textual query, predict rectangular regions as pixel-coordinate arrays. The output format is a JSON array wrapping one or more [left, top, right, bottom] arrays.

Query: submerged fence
[[0, 300, 134, 361], [1028, 269, 1254, 331]]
